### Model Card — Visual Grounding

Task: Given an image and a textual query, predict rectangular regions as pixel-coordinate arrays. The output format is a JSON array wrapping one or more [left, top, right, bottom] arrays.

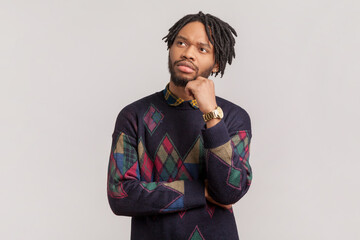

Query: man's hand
[[185, 77, 217, 114], [185, 77, 221, 128], [204, 179, 232, 210]]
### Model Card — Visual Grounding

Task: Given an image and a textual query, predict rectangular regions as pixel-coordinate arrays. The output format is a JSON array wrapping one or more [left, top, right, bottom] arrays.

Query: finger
[[218, 202, 232, 209], [195, 76, 207, 81], [224, 204, 232, 210], [184, 85, 193, 97], [206, 198, 232, 210], [185, 82, 197, 96]]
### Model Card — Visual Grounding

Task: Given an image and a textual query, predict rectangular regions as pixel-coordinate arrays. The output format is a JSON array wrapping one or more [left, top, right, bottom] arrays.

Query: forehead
[[176, 21, 212, 46]]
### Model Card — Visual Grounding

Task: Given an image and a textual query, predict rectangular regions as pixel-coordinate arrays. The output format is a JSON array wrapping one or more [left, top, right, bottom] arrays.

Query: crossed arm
[[107, 121, 252, 216]]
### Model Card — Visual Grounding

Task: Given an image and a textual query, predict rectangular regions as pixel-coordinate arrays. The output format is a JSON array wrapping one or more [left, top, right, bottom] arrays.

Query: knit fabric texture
[[107, 86, 252, 240]]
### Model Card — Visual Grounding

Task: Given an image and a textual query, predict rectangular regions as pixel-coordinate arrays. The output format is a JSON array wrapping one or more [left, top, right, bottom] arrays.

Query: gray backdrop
[[1, 0, 359, 239]]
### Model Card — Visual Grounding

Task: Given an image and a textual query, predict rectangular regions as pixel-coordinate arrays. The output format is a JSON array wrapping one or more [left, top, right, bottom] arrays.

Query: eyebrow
[[176, 35, 212, 49]]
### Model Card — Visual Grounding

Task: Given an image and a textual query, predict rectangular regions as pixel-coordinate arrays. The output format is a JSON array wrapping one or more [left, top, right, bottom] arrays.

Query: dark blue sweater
[[107, 87, 252, 240]]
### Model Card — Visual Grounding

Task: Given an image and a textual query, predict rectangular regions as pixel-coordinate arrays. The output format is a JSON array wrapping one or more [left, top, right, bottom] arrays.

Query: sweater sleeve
[[201, 109, 253, 205], [107, 111, 206, 217]]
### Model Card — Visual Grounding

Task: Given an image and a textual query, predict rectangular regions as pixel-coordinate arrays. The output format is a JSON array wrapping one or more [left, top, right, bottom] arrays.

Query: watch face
[[219, 108, 224, 118], [214, 107, 224, 119]]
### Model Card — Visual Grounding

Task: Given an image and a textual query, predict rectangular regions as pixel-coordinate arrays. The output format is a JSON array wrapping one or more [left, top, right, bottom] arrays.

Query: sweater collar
[[162, 84, 199, 109]]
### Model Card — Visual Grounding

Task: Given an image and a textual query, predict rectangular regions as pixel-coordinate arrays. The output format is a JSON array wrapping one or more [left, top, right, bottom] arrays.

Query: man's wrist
[[206, 118, 221, 129], [201, 104, 217, 114]]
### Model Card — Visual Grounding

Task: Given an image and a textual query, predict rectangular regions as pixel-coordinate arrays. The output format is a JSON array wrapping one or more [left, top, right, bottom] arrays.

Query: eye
[[200, 47, 208, 53], [177, 41, 186, 46]]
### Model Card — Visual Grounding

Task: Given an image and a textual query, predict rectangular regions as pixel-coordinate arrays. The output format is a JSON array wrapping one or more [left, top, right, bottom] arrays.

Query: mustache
[[174, 60, 198, 72]]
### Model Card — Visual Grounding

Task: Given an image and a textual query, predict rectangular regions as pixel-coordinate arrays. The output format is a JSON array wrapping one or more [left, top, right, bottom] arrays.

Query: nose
[[181, 45, 196, 61]]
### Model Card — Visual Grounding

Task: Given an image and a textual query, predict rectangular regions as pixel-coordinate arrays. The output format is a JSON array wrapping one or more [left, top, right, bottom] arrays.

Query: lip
[[176, 61, 197, 73]]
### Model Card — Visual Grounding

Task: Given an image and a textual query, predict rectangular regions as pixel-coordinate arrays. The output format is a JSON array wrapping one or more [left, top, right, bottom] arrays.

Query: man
[[107, 11, 252, 240]]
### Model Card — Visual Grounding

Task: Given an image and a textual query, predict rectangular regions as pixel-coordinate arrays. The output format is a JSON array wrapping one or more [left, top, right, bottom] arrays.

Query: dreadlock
[[162, 11, 237, 77]]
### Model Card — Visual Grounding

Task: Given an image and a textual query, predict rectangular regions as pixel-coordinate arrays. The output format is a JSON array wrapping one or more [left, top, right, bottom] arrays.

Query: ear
[[212, 62, 219, 73]]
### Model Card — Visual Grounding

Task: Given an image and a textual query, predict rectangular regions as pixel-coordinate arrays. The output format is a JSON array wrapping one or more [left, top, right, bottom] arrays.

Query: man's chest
[[137, 106, 207, 182]]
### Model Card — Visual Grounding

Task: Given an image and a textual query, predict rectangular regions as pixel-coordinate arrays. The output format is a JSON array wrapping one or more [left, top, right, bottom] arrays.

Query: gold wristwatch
[[202, 106, 224, 122]]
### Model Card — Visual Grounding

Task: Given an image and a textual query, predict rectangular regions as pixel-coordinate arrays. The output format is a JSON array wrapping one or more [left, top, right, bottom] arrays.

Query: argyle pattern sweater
[[107, 87, 252, 240]]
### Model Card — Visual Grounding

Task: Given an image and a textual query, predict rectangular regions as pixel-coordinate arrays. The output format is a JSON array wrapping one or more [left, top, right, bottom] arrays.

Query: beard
[[168, 55, 214, 87]]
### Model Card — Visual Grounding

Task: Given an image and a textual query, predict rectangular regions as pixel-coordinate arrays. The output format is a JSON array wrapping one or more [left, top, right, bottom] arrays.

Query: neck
[[169, 80, 194, 101]]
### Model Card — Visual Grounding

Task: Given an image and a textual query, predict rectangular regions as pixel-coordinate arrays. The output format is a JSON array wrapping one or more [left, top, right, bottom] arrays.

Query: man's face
[[168, 21, 218, 87]]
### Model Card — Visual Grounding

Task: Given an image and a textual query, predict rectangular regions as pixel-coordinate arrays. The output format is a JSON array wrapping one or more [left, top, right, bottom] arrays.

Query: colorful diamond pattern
[[143, 104, 164, 135], [108, 133, 135, 199], [108, 155, 128, 199], [154, 135, 183, 181], [229, 130, 252, 187], [110, 131, 207, 215], [153, 134, 197, 182]]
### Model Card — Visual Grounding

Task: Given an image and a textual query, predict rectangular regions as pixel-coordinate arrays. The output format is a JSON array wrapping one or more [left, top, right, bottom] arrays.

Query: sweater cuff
[[184, 180, 206, 209], [201, 120, 230, 149]]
